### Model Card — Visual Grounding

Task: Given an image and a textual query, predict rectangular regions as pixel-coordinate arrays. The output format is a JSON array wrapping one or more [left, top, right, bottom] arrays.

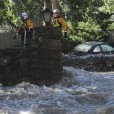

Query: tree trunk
[[51, 0, 59, 10], [43, 0, 52, 10], [42, 0, 59, 11]]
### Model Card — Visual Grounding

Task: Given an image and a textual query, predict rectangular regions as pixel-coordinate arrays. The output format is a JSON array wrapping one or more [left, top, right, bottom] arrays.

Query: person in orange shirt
[[51, 9, 68, 38], [17, 12, 34, 47]]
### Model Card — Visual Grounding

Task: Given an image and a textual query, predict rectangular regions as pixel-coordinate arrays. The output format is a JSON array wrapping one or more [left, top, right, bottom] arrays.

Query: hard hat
[[21, 12, 28, 19], [53, 9, 60, 14]]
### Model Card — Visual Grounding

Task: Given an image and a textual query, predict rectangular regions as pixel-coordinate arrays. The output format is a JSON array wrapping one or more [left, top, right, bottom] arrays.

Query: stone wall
[[62, 54, 114, 72], [0, 32, 21, 49], [0, 26, 63, 86]]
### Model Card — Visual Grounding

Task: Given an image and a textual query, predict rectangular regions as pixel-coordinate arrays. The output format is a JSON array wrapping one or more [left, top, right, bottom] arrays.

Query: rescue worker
[[51, 9, 68, 38], [17, 12, 34, 47]]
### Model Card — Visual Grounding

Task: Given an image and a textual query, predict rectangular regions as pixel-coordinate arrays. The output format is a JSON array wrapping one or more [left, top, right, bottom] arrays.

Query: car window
[[100, 44, 114, 52], [74, 44, 92, 52], [93, 46, 101, 52]]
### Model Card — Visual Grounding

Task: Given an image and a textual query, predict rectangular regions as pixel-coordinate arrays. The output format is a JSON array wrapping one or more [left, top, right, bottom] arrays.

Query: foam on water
[[0, 67, 114, 114]]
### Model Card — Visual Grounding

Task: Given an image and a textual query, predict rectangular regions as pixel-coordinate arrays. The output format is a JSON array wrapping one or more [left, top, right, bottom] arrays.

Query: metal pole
[[24, 29, 26, 47], [5, 30, 6, 48]]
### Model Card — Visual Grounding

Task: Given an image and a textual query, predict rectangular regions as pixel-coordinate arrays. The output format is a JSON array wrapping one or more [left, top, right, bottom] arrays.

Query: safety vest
[[23, 19, 34, 29], [17, 19, 34, 34], [51, 17, 67, 31]]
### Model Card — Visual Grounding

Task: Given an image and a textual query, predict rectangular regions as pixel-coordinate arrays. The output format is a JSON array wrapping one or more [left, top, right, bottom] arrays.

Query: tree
[[51, 0, 59, 10], [0, 0, 114, 43], [59, 0, 114, 42], [42, 0, 59, 10]]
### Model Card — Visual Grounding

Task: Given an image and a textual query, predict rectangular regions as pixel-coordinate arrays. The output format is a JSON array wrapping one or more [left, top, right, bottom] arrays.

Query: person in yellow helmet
[[17, 12, 34, 47], [51, 9, 67, 38]]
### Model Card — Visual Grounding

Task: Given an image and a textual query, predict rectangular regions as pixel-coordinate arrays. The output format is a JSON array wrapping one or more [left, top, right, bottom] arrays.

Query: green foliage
[[61, 37, 81, 54], [0, 0, 5, 9], [0, 0, 42, 26], [59, 0, 114, 43]]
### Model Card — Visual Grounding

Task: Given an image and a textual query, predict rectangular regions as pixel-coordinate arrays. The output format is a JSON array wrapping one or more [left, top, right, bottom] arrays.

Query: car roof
[[83, 41, 106, 46]]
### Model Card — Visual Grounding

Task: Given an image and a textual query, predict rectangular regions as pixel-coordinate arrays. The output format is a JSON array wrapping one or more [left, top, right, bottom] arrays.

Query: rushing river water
[[0, 66, 114, 114]]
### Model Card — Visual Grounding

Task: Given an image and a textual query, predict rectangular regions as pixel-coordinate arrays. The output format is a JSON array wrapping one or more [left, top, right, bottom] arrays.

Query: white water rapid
[[0, 66, 114, 114]]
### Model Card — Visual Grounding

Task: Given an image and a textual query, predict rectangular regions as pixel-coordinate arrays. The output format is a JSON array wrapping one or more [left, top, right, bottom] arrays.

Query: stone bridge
[[0, 27, 63, 86]]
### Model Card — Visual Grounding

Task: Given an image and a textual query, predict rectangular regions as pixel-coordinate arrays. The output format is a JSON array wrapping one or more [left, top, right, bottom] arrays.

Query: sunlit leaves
[[0, 0, 42, 26], [59, 0, 114, 42], [0, 0, 114, 42]]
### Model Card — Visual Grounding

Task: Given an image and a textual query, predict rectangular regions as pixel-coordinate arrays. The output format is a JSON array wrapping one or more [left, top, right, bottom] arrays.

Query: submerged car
[[70, 41, 114, 56]]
